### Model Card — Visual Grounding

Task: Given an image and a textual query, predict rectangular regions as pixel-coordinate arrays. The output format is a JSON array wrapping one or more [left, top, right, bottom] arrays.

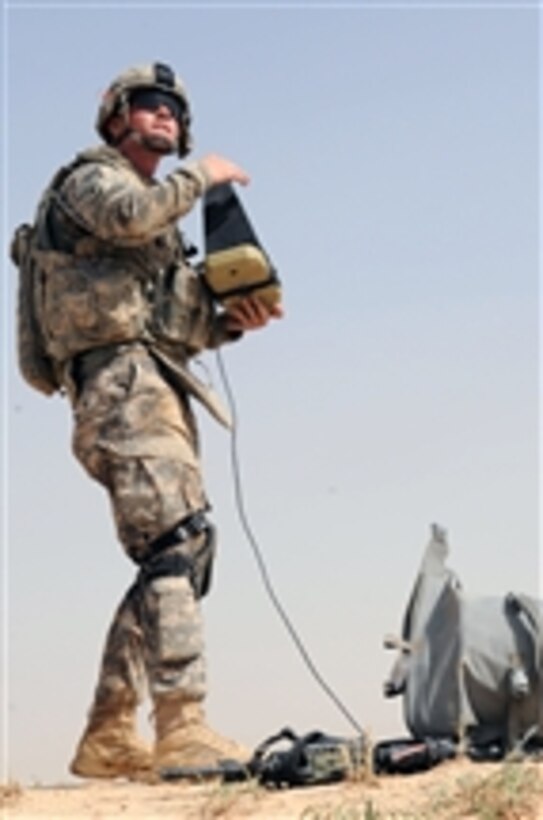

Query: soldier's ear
[[105, 114, 124, 141], [105, 111, 134, 146]]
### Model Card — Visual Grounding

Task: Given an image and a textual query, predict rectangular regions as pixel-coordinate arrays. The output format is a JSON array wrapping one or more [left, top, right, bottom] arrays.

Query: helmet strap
[[109, 126, 133, 147], [106, 94, 132, 147]]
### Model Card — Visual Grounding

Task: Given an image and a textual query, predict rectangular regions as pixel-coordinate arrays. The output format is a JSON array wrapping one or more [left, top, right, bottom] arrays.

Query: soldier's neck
[[120, 143, 161, 179]]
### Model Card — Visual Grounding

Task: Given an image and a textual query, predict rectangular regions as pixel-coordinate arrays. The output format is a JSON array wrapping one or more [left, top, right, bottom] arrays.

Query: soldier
[[16, 62, 282, 779]]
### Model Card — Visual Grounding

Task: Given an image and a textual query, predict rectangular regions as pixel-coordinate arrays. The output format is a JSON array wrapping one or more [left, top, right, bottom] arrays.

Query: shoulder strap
[[40, 147, 124, 250], [44, 147, 117, 197]]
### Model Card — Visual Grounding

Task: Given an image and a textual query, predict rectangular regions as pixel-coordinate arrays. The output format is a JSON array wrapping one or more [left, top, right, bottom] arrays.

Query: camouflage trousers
[[90, 569, 206, 707], [71, 343, 208, 560], [70, 343, 209, 702]]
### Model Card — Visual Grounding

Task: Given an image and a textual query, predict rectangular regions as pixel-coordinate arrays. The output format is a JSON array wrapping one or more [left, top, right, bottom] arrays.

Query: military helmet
[[96, 62, 193, 157]]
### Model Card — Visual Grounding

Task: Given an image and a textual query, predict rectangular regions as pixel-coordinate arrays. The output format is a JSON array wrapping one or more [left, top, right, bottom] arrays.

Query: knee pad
[[139, 513, 216, 599], [139, 549, 193, 585]]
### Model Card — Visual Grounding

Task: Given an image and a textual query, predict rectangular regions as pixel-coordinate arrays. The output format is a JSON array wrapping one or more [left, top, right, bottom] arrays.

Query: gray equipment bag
[[384, 525, 542, 756]]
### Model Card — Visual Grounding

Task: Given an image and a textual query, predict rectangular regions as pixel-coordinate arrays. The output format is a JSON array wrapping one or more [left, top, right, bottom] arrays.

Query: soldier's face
[[128, 104, 180, 152]]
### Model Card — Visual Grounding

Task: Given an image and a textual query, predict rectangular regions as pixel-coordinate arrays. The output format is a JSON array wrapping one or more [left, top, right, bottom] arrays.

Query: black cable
[[215, 348, 364, 737]]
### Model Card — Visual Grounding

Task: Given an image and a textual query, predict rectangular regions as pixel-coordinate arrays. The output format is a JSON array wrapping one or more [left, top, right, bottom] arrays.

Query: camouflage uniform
[[35, 144, 236, 708]]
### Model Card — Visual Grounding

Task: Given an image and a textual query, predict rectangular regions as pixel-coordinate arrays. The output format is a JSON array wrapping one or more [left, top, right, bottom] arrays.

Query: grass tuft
[[299, 802, 385, 820], [0, 780, 23, 809], [428, 762, 543, 820], [197, 779, 264, 819]]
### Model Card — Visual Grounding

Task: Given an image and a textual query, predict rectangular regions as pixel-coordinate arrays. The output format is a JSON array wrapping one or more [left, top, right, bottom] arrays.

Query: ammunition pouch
[[139, 512, 216, 599]]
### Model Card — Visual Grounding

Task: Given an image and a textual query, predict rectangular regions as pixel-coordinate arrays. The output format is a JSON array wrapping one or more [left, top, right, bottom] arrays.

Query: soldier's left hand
[[225, 295, 283, 332]]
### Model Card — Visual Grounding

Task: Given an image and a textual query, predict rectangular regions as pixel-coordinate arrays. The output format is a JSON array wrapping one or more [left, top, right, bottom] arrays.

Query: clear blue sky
[[2, 2, 540, 784]]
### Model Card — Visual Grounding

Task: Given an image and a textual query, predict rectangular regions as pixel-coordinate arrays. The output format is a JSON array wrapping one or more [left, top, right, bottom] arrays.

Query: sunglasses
[[129, 89, 185, 122]]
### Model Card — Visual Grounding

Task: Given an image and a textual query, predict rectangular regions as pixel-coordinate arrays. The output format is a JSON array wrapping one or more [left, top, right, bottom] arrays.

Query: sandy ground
[[2, 760, 543, 820]]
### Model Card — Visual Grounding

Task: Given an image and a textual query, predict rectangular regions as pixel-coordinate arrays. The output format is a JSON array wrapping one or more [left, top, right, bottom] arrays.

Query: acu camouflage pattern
[[96, 63, 193, 157], [72, 342, 207, 557], [34, 145, 221, 365], [92, 571, 206, 708], [11, 222, 61, 395], [33, 145, 235, 555], [29, 145, 237, 704]]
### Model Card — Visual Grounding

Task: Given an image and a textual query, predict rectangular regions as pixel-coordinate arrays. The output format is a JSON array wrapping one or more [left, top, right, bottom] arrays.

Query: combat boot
[[70, 693, 152, 779], [153, 693, 250, 770]]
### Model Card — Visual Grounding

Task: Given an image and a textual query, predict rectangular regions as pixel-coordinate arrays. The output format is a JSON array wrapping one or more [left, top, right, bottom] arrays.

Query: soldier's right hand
[[200, 154, 250, 187]]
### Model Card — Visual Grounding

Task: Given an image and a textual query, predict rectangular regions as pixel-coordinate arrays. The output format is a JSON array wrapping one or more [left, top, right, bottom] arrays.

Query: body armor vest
[[33, 147, 210, 366]]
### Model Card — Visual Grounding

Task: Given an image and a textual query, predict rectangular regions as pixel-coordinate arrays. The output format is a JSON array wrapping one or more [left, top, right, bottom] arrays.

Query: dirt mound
[[3, 759, 543, 819]]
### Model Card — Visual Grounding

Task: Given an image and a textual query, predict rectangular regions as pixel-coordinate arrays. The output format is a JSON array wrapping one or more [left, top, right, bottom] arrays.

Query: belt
[[70, 342, 232, 429], [71, 343, 126, 388]]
